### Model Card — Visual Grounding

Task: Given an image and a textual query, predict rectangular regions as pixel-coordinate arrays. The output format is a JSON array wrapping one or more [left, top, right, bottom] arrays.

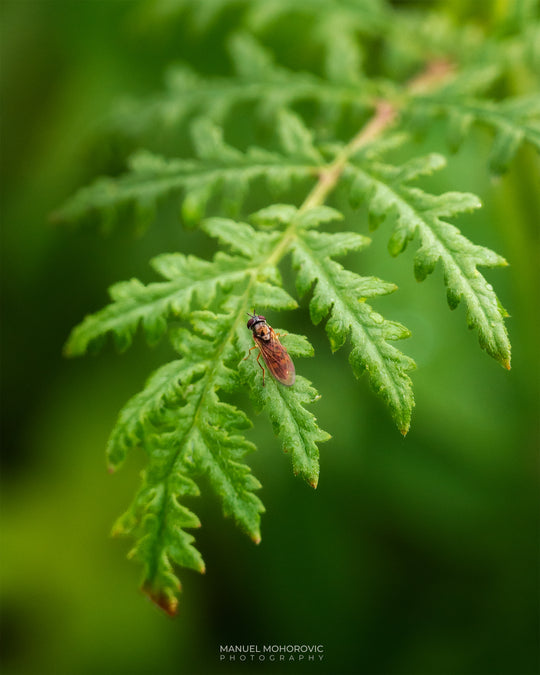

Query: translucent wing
[[255, 328, 295, 386]]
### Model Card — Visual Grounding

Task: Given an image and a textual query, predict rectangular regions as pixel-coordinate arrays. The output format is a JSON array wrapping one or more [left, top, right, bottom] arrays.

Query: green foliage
[[411, 93, 540, 175], [137, 0, 388, 48], [256, 204, 415, 434], [239, 328, 329, 488], [346, 152, 511, 367], [109, 312, 263, 615], [110, 34, 377, 136], [58, 0, 539, 614], [53, 115, 319, 232]]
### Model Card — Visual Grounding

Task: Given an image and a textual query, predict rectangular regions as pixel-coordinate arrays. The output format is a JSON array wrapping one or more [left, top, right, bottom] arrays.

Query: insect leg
[[256, 350, 266, 386], [243, 345, 258, 361]]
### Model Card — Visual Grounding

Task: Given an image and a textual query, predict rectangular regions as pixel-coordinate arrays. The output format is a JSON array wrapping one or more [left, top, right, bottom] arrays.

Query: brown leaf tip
[[143, 584, 178, 617]]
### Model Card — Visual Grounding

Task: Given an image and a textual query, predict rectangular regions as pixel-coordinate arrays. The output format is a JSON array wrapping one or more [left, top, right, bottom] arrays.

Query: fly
[[245, 312, 295, 386]]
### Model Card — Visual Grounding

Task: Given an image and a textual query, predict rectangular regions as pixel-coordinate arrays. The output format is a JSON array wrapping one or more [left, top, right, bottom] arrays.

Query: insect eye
[[258, 315, 266, 322], [247, 318, 254, 329]]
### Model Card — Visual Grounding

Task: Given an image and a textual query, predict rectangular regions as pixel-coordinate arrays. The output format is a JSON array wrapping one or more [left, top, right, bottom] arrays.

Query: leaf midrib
[[293, 236, 411, 424], [353, 167, 500, 336]]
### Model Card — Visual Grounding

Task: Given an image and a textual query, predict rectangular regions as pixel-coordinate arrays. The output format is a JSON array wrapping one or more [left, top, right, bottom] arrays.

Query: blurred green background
[[1, 2, 538, 674]]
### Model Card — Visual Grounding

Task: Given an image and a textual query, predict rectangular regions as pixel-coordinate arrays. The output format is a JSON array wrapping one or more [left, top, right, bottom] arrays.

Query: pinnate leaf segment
[[58, 0, 537, 614]]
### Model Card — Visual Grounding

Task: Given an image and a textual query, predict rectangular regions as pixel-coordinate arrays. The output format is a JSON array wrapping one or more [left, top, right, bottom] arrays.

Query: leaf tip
[[62, 340, 75, 358], [143, 584, 178, 617], [110, 522, 123, 538]]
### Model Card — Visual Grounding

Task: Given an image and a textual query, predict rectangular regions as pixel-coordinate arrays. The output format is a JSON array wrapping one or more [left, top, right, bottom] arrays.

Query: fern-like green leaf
[[53, 116, 320, 231], [111, 312, 264, 615], [110, 33, 379, 142], [106, 359, 186, 470], [248, 204, 416, 434], [139, 0, 388, 42], [59, 1, 525, 614], [295, 232, 415, 434], [347, 153, 511, 368], [106, 302, 331, 613], [64, 252, 250, 356], [67, 210, 335, 613], [412, 94, 540, 172], [238, 328, 330, 487]]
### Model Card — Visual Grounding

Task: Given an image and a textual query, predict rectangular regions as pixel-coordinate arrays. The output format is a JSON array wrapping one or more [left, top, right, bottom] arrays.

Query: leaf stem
[[303, 100, 398, 211], [263, 101, 398, 269], [263, 57, 459, 270]]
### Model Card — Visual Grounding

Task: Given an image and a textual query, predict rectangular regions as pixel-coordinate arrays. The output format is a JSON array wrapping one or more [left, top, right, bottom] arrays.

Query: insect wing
[[255, 328, 295, 386]]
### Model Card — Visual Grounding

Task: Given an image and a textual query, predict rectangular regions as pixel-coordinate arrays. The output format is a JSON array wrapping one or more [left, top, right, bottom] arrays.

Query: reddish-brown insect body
[[245, 313, 295, 386]]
